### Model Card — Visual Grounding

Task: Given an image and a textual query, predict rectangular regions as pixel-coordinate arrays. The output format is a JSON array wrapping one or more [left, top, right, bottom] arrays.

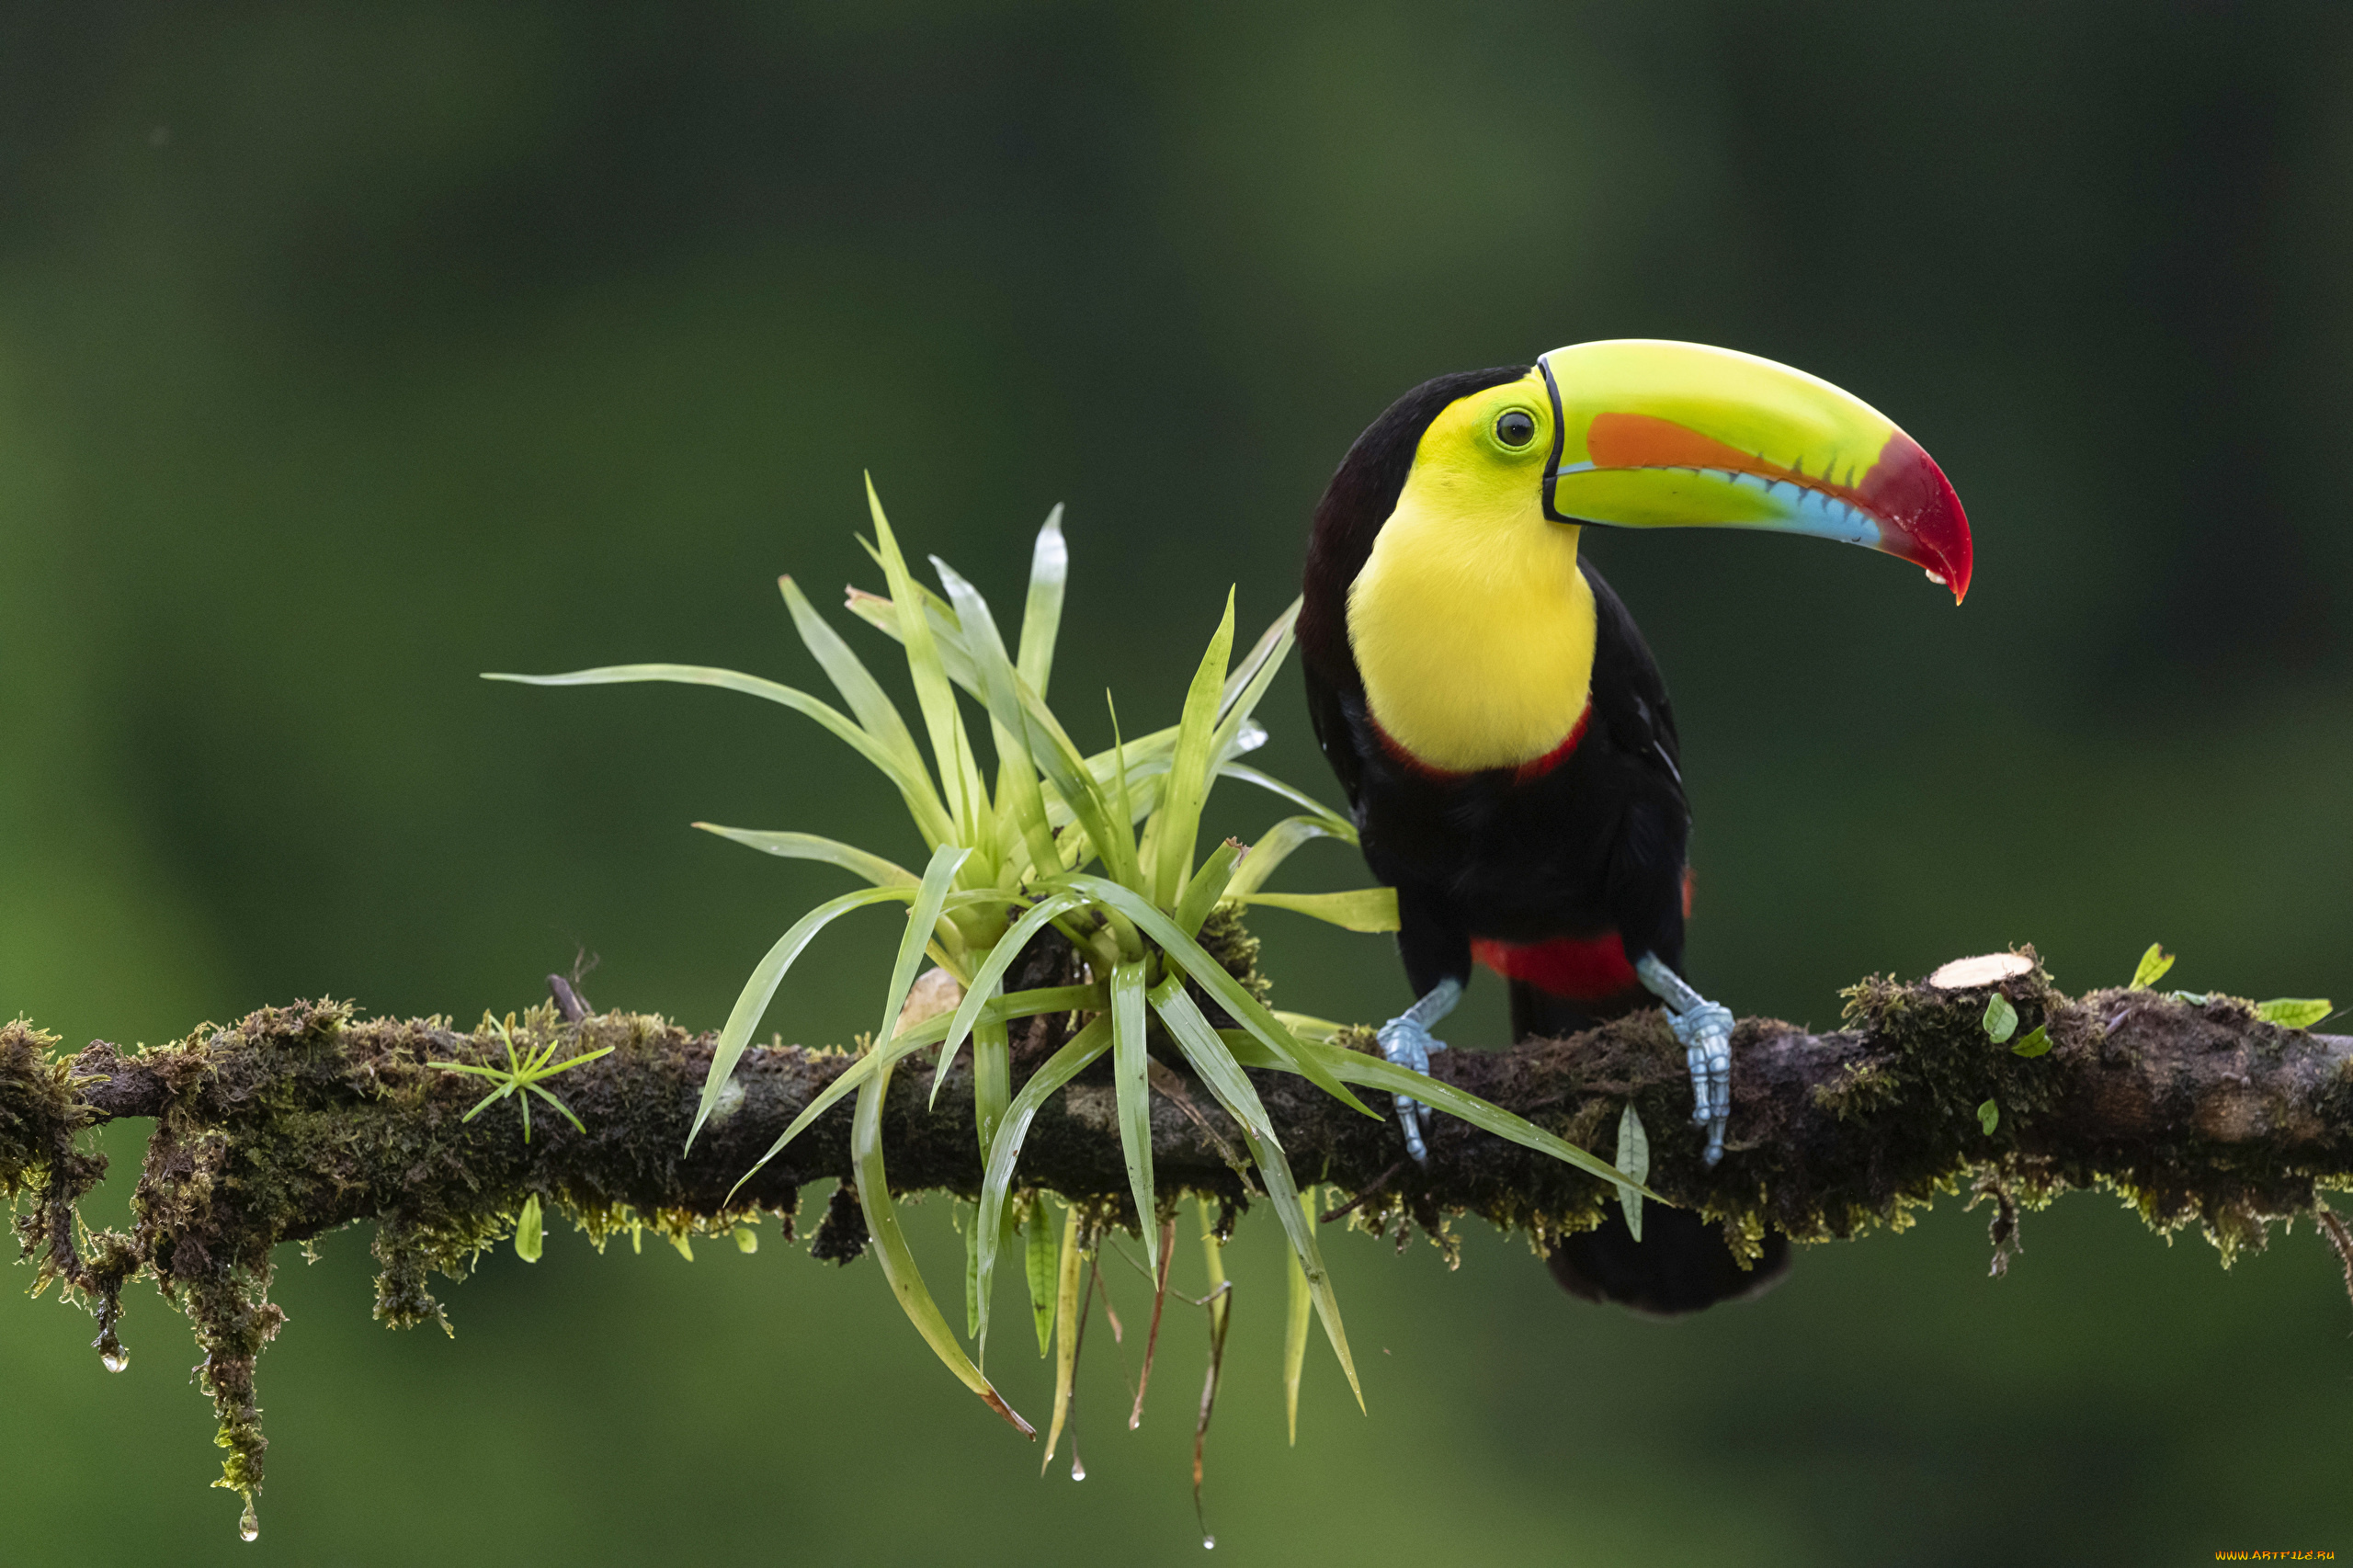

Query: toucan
[[1299, 340, 1971, 1315]]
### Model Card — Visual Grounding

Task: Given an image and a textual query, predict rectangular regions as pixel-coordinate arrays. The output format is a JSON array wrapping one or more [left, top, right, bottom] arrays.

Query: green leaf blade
[[1204, 599, 1298, 767], [485, 664, 958, 848], [1024, 1194, 1059, 1358], [779, 574, 930, 784], [1236, 888, 1401, 933], [874, 846, 972, 1058], [692, 824, 917, 887], [972, 1016, 1012, 1160], [1153, 982, 1361, 1408], [1042, 1200, 1085, 1471], [2131, 943, 2176, 989], [1216, 762, 1356, 842], [1017, 506, 1067, 698], [930, 555, 1063, 879], [975, 1017, 1114, 1356], [851, 1051, 1032, 1435], [1282, 1184, 1313, 1446], [1223, 815, 1349, 899], [1153, 591, 1236, 907], [688, 884, 915, 1152], [1171, 839, 1244, 941], [866, 480, 984, 845], [1110, 960, 1158, 1275]]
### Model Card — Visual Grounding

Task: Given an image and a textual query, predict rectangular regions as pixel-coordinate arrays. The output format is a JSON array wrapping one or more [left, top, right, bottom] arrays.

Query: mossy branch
[[6, 946, 2351, 1525]]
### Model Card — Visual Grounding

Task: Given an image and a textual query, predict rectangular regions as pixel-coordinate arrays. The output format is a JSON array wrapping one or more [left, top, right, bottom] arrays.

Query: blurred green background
[[5, 3, 2350, 1562]]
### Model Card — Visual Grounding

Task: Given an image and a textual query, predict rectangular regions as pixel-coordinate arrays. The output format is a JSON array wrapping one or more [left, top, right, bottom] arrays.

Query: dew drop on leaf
[[239, 1501, 259, 1543]]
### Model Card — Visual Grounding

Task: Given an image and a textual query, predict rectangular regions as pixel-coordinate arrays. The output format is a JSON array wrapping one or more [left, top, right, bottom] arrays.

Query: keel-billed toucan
[[1300, 340, 1971, 1314]]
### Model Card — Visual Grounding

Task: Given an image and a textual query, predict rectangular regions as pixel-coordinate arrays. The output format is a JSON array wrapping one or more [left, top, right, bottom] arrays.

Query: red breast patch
[[1373, 705, 1591, 785]]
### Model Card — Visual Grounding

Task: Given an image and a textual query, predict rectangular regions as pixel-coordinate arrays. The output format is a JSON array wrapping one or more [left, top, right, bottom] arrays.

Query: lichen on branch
[[6, 944, 2351, 1528]]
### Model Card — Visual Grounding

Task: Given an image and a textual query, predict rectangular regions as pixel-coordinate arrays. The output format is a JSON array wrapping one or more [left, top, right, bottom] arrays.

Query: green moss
[[1813, 1061, 1898, 1120], [1196, 904, 1273, 1008]]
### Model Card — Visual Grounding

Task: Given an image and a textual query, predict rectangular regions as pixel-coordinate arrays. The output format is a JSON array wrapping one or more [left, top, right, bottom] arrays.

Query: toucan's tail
[[1504, 971, 1792, 1316]]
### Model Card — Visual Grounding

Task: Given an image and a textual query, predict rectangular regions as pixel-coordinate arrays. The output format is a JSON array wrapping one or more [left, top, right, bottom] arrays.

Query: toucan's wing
[[1582, 556, 1687, 818], [1302, 659, 1366, 812]]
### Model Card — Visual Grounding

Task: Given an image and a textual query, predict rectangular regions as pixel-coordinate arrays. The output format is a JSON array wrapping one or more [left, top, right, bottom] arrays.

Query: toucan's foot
[[1668, 1001, 1733, 1167], [1375, 977, 1462, 1165], [1375, 1016, 1443, 1164], [1634, 955, 1733, 1167]]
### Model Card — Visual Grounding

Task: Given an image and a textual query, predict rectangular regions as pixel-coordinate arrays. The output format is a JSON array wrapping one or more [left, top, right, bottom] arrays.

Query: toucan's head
[[1395, 340, 1972, 602]]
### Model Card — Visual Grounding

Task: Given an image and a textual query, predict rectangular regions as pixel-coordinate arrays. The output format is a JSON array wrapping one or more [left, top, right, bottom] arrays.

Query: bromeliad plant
[[490, 481, 1630, 1434]]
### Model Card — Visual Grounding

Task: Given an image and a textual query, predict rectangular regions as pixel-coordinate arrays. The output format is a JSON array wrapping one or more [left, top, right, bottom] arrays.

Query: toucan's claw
[[1377, 1017, 1442, 1164], [1634, 954, 1734, 1168], [1376, 977, 1462, 1165], [1668, 1002, 1733, 1168]]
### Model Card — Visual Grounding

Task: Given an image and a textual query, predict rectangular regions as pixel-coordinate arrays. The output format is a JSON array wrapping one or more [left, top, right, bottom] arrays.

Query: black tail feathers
[[1547, 1206, 1790, 1317], [1507, 976, 1792, 1316]]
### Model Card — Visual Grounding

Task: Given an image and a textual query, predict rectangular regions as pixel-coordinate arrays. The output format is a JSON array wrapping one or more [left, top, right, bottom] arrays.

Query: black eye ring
[[1494, 408, 1538, 449]]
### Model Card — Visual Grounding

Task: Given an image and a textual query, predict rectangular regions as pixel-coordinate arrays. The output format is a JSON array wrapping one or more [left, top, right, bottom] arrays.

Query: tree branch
[[5, 947, 2350, 1523]]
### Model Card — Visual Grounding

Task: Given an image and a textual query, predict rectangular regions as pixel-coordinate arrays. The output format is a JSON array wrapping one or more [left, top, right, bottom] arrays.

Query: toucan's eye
[[1494, 409, 1537, 449]]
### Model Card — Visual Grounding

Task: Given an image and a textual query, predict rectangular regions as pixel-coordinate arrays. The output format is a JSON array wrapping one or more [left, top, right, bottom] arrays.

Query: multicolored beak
[[1535, 340, 1973, 602]]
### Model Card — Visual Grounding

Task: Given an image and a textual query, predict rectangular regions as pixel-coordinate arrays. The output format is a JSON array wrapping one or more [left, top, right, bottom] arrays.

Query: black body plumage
[[1299, 368, 1790, 1316]]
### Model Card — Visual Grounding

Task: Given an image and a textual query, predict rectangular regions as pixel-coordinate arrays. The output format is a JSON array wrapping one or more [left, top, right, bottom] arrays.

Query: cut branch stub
[[1927, 952, 2037, 990]]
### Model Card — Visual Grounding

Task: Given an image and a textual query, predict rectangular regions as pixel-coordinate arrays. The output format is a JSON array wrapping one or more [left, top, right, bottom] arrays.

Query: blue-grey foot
[[1633, 954, 1733, 1167], [1374, 977, 1462, 1165]]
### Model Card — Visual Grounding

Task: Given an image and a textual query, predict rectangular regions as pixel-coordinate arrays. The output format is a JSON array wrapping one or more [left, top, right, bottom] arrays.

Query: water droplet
[[1069, 1457, 1086, 1482], [238, 1501, 259, 1542], [100, 1347, 129, 1373], [1203, 1535, 1217, 1550]]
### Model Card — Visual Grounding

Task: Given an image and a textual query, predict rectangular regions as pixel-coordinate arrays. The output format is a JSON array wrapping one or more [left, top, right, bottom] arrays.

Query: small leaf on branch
[[513, 1194, 543, 1263], [2256, 998, 2333, 1029], [1613, 1102, 1649, 1243], [1977, 1098, 1999, 1135], [2010, 1025, 2052, 1058], [2131, 943, 2175, 989], [1982, 994, 2018, 1044]]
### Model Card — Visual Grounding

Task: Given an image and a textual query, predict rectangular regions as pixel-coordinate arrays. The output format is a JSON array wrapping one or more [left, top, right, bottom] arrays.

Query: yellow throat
[[1347, 405, 1596, 773]]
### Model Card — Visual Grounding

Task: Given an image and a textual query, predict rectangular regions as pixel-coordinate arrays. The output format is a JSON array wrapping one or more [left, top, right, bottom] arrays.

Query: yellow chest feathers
[[1346, 472, 1595, 773]]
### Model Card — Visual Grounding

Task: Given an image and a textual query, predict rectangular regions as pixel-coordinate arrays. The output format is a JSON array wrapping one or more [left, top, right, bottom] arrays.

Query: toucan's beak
[[1536, 340, 1973, 602]]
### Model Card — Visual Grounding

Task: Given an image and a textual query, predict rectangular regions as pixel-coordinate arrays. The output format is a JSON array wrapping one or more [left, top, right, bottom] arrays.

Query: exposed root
[[1969, 1171, 2024, 1278], [2316, 1203, 2353, 1312]]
